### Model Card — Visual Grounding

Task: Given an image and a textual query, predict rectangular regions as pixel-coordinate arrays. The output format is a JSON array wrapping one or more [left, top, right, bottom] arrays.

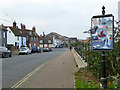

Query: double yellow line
[[11, 65, 41, 88], [11, 52, 65, 89]]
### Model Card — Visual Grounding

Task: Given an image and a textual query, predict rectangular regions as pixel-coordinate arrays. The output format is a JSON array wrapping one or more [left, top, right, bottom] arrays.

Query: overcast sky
[[0, 0, 119, 39]]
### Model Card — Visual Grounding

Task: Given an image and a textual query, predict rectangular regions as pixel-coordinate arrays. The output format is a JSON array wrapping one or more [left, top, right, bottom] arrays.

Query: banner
[[91, 14, 114, 51]]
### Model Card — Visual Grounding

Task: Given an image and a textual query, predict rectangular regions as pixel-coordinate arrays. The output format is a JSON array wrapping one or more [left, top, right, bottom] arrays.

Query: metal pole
[[100, 6, 107, 88], [101, 51, 107, 88]]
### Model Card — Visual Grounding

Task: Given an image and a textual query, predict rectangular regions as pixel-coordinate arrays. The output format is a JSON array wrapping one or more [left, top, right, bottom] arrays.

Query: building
[[39, 34, 54, 48], [7, 22, 39, 49], [69, 37, 78, 43], [0, 25, 7, 47], [39, 32, 75, 48], [25, 27, 39, 49], [7, 22, 26, 48]]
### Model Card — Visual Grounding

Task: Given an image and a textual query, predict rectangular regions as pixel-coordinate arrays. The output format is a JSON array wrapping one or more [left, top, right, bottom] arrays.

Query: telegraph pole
[[21, 23, 23, 47], [43, 32, 45, 48]]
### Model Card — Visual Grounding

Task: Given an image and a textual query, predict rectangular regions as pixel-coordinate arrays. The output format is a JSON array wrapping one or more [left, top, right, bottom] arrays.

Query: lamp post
[[100, 6, 107, 88]]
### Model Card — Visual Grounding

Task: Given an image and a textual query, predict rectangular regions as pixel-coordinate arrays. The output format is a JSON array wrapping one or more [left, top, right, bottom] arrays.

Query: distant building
[[0, 25, 7, 47], [39, 34, 54, 48], [39, 32, 76, 48], [69, 37, 77, 43]]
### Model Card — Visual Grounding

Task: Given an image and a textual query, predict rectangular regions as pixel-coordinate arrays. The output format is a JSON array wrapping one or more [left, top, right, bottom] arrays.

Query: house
[[39, 32, 72, 48], [7, 21, 39, 49], [39, 34, 54, 48], [25, 27, 39, 49], [0, 25, 8, 47], [7, 22, 26, 48]]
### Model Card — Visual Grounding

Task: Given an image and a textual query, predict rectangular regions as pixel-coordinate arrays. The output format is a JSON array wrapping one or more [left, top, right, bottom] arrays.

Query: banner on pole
[[91, 14, 114, 51]]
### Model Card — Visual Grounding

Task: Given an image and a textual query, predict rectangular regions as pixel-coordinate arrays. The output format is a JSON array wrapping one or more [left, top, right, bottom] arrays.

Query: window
[[17, 36, 19, 41], [30, 32, 32, 35], [36, 38, 38, 41], [40, 40, 43, 43], [3, 32, 5, 38], [31, 37, 33, 41], [9, 31, 11, 33], [34, 37, 35, 41], [48, 40, 51, 43], [4, 43, 5, 47], [34, 43, 36, 46]]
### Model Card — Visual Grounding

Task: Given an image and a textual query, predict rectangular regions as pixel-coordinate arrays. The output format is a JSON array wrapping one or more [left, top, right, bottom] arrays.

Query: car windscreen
[[20, 48, 27, 50], [32, 47, 37, 49]]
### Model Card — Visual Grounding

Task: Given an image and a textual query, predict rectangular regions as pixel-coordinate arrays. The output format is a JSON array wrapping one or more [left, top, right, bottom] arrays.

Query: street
[[2, 48, 67, 88]]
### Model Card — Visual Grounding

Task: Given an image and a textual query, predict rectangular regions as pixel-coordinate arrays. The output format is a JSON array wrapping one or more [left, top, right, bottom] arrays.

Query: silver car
[[0, 46, 12, 58], [19, 47, 31, 55]]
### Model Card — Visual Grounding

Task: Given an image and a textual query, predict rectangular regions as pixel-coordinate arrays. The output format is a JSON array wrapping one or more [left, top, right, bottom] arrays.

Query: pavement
[[17, 49, 79, 88]]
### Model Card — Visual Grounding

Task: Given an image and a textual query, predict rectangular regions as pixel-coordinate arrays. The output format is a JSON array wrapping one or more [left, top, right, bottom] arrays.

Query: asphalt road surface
[[2, 48, 67, 88]]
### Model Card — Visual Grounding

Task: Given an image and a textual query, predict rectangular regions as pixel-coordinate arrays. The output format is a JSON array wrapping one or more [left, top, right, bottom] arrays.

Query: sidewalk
[[18, 49, 78, 88]]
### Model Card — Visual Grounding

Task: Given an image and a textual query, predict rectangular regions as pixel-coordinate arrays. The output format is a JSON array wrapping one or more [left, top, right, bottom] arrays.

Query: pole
[[100, 6, 107, 88], [101, 51, 107, 88], [43, 32, 45, 48], [21, 23, 23, 47]]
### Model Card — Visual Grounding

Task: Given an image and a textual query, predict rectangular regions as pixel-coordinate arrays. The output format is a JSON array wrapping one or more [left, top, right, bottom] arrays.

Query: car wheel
[[26, 52, 29, 55], [6, 53, 9, 58], [9, 54, 12, 57]]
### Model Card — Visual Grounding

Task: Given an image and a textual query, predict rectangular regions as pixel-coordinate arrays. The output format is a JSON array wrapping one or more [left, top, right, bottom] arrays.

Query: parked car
[[19, 47, 31, 55], [48, 47, 52, 51], [43, 47, 50, 52], [0, 46, 12, 58], [31, 46, 41, 53]]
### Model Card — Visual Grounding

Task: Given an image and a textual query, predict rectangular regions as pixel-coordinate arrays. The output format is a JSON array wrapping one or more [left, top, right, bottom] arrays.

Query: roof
[[47, 32, 69, 41], [9, 27, 39, 37], [39, 35, 53, 44], [25, 29, 39, 37], [0, 25, 8, 31], [78, 39, 91, 44], [9, 27, 23, 36]]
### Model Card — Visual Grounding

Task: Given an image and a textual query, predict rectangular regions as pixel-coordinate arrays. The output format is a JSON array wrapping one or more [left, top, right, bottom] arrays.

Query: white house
[[7, 22, 27, 48]]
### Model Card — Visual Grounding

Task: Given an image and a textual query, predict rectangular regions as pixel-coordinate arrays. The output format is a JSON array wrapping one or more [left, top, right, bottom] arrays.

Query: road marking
[[11, 51, 66, 88]]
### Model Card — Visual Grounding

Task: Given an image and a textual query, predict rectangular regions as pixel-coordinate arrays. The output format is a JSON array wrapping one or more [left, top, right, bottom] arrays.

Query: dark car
[[43, 47, 50, 52], [31, 46, 41, 53], [48, 47, 52, 51], [0, 46, 12, 58]]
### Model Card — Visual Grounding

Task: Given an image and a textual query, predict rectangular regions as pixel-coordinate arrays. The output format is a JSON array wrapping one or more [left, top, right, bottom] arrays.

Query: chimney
[[1, 24, 4, 27], [13, 21, 16, 28], [21, 23, 26, 36], [40, 34, 42, 37], [32, 26, 36, 32]]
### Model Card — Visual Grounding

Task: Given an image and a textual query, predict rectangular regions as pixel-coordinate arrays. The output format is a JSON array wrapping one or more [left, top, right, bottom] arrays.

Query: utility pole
[[21, 23, 23, 47], [100, 6, 107, 88], [43, 32, 45, 48]]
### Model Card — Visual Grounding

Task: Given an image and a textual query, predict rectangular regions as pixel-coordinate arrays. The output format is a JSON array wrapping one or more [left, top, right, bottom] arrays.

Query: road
[[2, 48, 67, 88]]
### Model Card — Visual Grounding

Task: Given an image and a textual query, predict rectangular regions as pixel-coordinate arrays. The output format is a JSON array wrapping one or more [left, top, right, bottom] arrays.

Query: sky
[[0, 0, 120, 39]]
